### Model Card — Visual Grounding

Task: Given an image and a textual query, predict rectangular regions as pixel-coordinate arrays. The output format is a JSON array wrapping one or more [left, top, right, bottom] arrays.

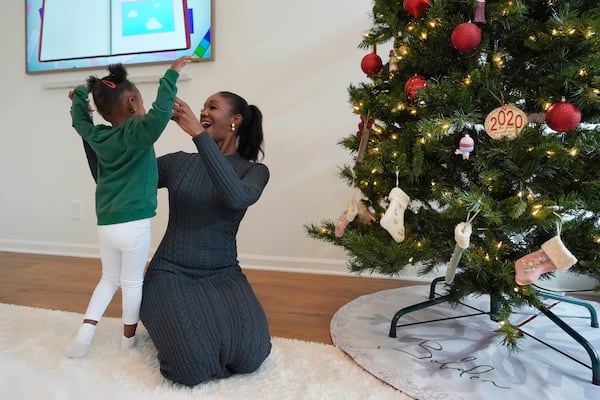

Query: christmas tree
[[306, 0, 600, 348]]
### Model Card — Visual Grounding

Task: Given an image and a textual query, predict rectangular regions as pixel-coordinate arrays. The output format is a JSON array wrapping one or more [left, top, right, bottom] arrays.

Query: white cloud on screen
[[146, 18, 163, 30]]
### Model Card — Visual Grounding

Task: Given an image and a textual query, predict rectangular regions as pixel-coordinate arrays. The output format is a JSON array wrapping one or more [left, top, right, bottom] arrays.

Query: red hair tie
[[101, 79, 116, 89]]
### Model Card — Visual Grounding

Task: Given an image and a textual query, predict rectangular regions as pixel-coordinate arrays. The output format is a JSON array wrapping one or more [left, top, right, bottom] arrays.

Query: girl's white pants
[[84, 218, 151, 325]]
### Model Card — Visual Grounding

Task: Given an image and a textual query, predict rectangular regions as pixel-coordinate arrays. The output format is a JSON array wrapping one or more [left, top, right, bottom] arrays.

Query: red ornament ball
[[403, 0, 430, 18], [361, 52, 383, 76], [545, 101, 581, 132], [404, 75, 428, 101], [451, 22, 482, 53]]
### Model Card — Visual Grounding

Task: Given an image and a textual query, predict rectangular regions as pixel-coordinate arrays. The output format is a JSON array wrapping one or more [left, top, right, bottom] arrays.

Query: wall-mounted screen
[[26, 0, 213, 74]]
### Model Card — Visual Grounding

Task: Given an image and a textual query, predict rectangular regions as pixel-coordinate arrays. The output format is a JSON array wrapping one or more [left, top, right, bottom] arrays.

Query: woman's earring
[[231, 123, 236, 131], [130, 109, 135, 114]]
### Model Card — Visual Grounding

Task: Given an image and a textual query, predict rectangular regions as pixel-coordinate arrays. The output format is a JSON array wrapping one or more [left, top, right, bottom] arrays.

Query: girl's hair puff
[[86, 63, 137, 117]]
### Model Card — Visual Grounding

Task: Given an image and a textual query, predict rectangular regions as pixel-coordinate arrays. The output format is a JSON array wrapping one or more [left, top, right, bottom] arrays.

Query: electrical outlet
[[71, 201, 81, 220]]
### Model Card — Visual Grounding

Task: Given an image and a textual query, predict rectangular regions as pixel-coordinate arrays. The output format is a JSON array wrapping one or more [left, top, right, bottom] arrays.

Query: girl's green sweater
[[71, 68, 179, 225]]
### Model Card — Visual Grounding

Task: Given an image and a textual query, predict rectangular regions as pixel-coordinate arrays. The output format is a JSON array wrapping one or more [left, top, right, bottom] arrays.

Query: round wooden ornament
[[484, 104, 527, 140]]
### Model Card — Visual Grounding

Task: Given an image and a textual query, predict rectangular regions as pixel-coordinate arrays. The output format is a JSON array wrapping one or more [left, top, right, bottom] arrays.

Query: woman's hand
[[172, 97, 203, 137]]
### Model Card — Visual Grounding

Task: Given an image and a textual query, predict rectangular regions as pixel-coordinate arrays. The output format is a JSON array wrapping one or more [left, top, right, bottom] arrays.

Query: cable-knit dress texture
[[140, 132, 272, 386]]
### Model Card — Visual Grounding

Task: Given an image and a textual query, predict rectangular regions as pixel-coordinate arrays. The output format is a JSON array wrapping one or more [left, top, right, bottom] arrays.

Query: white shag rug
[[331, 285, 600, 400], [0, 303, 408, 400]]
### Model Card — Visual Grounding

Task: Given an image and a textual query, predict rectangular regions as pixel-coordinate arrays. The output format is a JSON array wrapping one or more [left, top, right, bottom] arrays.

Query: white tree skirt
[[331, 285, 600, 400]]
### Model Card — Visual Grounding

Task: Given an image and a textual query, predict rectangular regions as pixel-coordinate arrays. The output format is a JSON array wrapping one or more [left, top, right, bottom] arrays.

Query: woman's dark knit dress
[[140, 132, 272, 386]]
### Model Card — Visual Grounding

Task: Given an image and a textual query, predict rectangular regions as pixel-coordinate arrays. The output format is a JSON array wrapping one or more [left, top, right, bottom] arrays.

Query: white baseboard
[[0, 239, 100, 259], [237, 254, 434, 282], [0, 239, 429, 282], [1, 239, 597, 295]]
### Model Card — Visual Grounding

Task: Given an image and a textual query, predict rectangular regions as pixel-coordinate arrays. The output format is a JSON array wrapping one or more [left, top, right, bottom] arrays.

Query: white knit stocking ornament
[[445, 210, 478, 284], [445, 222, 473, 284], [380, 172, 410, 242]]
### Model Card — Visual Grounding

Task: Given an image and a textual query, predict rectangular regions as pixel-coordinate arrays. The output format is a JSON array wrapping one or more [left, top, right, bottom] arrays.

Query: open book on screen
[[39, 0, 191, 62]]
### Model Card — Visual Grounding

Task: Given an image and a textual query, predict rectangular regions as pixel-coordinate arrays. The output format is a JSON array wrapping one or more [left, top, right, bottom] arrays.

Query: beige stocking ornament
[[380, 176, 410, 243]]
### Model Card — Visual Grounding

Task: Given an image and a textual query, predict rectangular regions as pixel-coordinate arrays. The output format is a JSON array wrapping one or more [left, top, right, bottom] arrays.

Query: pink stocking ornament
[[335, 199, 359, 238], [514, 235, 577, 286]]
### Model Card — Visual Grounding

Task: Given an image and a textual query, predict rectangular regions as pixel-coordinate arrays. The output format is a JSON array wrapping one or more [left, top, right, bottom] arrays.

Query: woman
[[83, 91, 272, 386], [142, 92, 272, 386]]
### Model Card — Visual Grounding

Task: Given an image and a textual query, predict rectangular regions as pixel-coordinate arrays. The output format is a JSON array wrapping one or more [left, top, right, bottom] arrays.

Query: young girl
[[66, 56, 192, 358]]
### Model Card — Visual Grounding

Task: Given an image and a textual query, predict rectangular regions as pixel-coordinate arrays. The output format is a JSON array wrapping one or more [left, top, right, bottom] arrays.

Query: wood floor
[[0, 251, 419, 344]]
